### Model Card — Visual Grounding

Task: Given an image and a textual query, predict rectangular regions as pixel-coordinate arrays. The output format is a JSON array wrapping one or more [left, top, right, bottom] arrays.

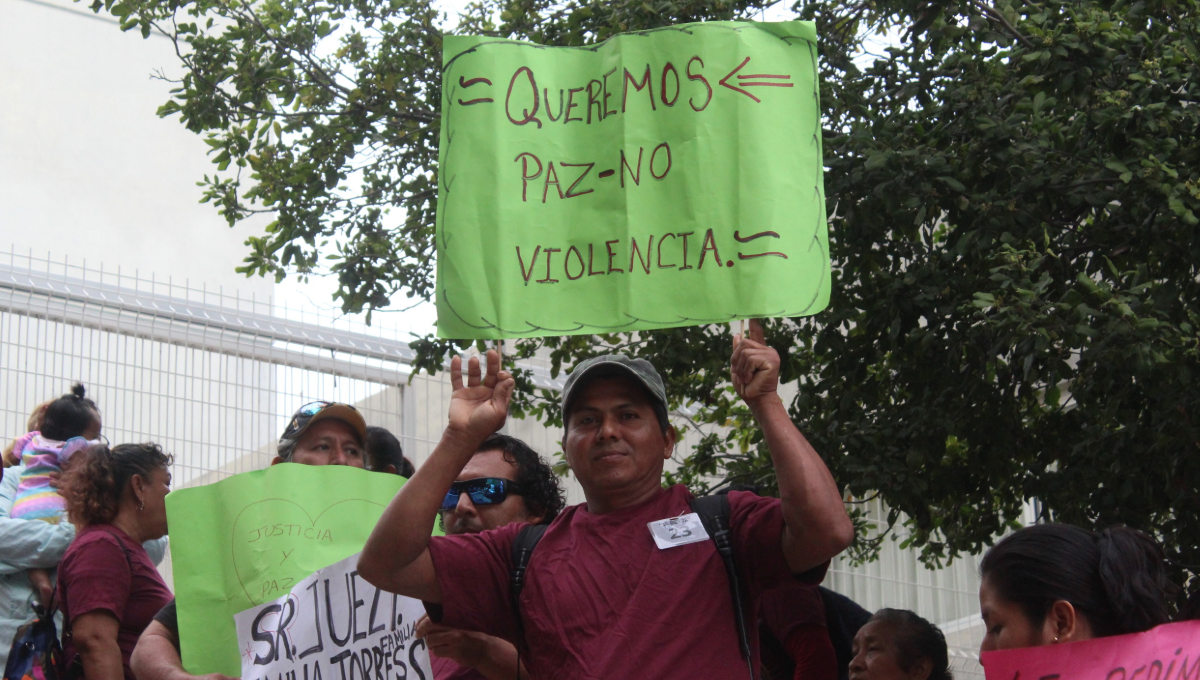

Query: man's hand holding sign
[[734, 319, 851, 573], [166, 457, 426, 676]]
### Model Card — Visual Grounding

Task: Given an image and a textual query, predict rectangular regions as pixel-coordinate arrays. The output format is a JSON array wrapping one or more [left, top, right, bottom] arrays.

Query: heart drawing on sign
[[229, 497, 388, 607]]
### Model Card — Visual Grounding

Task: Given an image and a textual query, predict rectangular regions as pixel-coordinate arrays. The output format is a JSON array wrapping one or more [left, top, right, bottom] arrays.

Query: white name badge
[[647, 512, 710, 550]]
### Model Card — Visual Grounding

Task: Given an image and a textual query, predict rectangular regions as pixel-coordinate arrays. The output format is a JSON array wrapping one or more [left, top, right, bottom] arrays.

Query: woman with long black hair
[[978, 523, 1176, 651]]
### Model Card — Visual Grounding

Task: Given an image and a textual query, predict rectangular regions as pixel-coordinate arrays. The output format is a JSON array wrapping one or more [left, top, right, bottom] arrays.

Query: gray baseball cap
[[560, 354, 667, 420]]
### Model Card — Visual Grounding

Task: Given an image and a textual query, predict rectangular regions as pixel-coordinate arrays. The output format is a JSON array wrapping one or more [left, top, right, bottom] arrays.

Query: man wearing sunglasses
[[416, 433, 564, 680], [361, 322, 854, 680], [437, 434, 563, 537]]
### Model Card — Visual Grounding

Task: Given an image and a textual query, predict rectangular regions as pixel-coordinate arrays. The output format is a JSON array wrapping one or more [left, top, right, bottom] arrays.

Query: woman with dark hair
[[978, 523, 1175, 651], [365, 426, 416, 477], [57, 443, 174, 680], [848, 608, 951, 680]]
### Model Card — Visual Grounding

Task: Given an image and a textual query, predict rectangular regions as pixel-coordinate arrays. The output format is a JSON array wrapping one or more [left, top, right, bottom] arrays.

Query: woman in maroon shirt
[[58, 442, 174, 680]]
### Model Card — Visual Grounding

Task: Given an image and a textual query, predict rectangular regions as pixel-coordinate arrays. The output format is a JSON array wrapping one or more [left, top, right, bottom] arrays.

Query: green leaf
[[940, 176, 966, 192], [1045, 382, 1061, 407], [864, 152, 891, 170]]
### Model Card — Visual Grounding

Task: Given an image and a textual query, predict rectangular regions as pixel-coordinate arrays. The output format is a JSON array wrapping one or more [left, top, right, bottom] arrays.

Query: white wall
[[0, 0, 270, 291], [0, 0, 278, 590]]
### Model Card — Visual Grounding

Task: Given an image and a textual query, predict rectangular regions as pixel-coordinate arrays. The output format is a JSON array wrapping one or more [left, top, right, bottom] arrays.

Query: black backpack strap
[[691, 495, 755, 680], [689, 494, 730, 531], [509, 523, 548, 642]]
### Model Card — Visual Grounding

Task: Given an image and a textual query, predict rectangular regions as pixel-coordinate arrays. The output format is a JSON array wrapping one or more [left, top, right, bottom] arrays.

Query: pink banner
[[982, 621, 1200, 680]]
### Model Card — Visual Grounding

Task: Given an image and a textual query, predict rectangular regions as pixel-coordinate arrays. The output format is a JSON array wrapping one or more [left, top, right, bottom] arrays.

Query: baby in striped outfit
[[10, 383, 102, 603]]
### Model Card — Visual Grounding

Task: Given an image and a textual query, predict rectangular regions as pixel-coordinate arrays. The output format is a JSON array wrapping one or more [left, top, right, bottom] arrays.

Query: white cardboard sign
[[234, 552, 433, 680]]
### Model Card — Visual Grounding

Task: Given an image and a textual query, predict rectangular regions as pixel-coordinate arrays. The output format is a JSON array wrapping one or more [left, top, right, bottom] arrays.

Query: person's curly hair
[[490, 434, 566, 523], [60, 442, 173, 527], [439, 434, 566, 531]]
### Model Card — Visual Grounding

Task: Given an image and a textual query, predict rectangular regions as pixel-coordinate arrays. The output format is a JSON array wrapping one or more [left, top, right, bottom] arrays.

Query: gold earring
[[1052, 636, 1059, 643]]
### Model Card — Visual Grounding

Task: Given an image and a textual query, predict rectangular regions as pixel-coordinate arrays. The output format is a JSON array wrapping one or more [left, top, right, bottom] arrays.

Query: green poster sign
[[167, 464, 416, 675], [436, 21, 828, 339]]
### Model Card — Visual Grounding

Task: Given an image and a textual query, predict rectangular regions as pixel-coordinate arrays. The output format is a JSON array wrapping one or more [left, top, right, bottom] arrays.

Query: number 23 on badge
[[648, 513, 710, 549]]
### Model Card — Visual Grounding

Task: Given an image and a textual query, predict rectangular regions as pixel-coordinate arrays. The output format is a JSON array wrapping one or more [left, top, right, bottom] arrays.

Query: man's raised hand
[[732, 319, 781, 408], [447, 349, 515, 443]]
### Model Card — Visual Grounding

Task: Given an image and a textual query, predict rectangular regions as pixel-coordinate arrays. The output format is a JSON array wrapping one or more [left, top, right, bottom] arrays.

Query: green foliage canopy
[[96, 0, 1200, 586]]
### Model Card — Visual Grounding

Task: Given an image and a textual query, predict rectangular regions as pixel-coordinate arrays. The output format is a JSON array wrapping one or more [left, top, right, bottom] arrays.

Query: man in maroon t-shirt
[[360, 322, 855, 680], [415, 433, 565, 680]]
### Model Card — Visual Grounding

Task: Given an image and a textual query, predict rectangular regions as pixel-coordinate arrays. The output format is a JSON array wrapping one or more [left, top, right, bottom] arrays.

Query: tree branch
[[970, 0, 1035, 49]]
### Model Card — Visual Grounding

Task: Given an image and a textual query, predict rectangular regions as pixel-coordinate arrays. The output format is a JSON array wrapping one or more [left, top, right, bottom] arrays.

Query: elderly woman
[[57, 442, 174, 680], [978, 523, 1174, 651], [848, 609, 951, 680]]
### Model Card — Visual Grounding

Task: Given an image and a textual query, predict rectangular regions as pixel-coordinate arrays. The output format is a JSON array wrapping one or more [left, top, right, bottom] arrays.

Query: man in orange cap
[[272, 400, 368, 467], [132, 400, 372, 680]]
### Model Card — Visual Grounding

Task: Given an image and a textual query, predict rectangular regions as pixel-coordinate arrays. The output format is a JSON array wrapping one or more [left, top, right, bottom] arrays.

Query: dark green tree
[[95, 0, 1200, 588]]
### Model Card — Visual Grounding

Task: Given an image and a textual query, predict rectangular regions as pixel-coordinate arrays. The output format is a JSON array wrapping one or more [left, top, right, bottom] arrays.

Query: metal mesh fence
[[826, 498, 984, 680], [0, 245, 982, 678], [0, 247, 417, 486]]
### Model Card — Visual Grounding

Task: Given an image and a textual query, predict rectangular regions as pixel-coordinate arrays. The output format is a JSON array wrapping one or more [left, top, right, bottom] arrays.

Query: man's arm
[[130, 620, 186, 680], [416, 615, 530, 680], [0, 467, 75, 574], [130, 620, 238, 680], [732, 320, 855, 573], [358, 350, 515, 602]]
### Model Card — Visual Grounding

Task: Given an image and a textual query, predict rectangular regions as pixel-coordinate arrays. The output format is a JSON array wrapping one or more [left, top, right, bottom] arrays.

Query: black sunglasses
[[281, 401, 359, 440], [440, 477, 524, 511]]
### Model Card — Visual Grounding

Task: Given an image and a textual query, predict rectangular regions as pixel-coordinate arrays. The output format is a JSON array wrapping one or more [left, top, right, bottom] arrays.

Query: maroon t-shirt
[[761, 586, 836, 680], [432, 654, 488, 680], [427, 485, 827, 680], [761, 584, 826, 641], [58, 525, 173, 680]]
